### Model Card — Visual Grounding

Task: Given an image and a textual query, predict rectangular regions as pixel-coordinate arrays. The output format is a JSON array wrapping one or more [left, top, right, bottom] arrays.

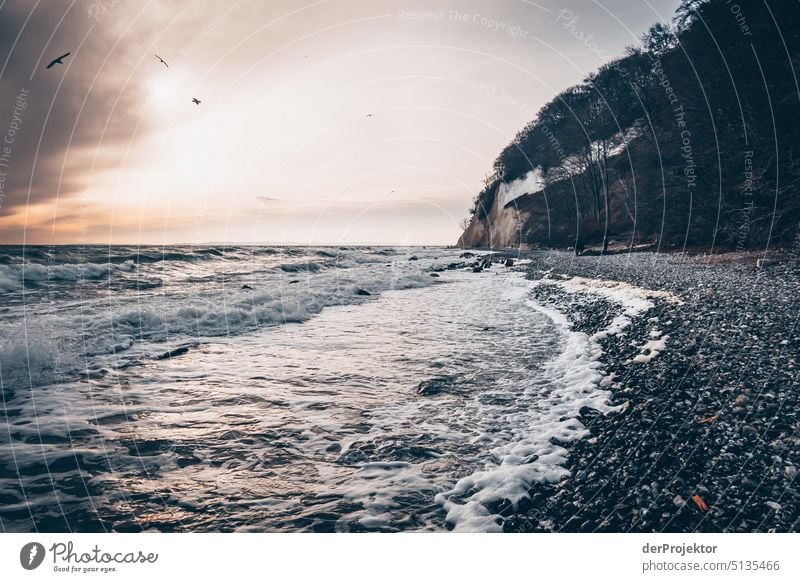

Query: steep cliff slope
[[458, 0, 800, 250], [460, 170, 638, 249], [458, 172, 538, 248]]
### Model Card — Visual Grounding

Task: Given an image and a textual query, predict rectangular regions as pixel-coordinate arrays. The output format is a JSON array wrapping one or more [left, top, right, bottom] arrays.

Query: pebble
[[504, 250, 800, 533]]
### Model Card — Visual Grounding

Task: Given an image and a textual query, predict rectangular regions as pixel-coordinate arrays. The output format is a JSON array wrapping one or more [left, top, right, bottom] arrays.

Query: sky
[[0, 0, 681, 246]]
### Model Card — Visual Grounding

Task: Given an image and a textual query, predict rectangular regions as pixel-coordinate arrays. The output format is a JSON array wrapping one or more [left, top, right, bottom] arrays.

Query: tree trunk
[[601, 142, 611, 254]]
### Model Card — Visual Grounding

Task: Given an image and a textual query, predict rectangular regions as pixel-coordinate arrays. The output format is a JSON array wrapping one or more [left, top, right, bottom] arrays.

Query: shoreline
[[504, 250, 799, 532]]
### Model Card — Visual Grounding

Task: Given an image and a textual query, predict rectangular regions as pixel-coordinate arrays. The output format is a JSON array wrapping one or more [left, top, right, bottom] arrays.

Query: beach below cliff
[[1, 244, 797, 533], [503, 249, 800, 532]]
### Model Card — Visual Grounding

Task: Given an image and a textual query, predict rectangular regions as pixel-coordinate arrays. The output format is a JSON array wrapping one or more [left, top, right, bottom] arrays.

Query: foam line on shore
[[436, 274, 673, 531]]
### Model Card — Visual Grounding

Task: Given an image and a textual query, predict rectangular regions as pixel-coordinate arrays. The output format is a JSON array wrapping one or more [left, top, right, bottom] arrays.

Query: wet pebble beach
[[506, 250, 800, 533]]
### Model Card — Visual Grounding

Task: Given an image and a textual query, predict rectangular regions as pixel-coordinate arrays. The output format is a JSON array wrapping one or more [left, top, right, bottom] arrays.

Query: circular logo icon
[[20, 542, 46, 570]]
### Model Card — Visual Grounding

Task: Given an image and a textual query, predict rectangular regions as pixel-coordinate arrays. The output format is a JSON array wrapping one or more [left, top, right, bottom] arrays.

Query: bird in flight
[[155, 54, 169, 68], [192, 98, 201, 105], [366, 114, 373, 117], [46, 52, 71, 69]]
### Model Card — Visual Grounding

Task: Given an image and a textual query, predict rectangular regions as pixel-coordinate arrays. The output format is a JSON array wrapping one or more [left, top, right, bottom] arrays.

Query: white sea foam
[[0, 260, 136, 284], [0, 251, 438, 388], [0, 249, 682, 532], [435, 286, 611, 531], [2, 258, 553, 532], [557, 276, 681, 341], [435, 274, 678, 532], [0, 272, 20, 292], [630, 328, 669, 363]]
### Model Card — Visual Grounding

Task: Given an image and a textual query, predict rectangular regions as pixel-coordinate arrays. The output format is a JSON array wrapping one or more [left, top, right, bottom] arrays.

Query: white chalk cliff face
[[458, 171, 541, 248]]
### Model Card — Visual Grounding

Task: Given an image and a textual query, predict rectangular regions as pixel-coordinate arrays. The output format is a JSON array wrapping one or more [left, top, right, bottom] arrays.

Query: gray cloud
[[0, 0, 683, 244], [0, 1, 152, 222]]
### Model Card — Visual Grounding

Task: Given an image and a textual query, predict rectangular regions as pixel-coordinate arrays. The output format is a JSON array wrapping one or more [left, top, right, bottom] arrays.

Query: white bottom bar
[[1, 533, 797, 581]]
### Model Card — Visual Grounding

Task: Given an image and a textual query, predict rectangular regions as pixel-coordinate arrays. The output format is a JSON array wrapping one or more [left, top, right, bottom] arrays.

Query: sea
[[0, 245, 614, 532]]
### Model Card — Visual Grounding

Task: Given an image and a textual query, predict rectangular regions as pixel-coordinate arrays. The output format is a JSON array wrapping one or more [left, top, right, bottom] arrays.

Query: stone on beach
[[504, 250, 800, 533]]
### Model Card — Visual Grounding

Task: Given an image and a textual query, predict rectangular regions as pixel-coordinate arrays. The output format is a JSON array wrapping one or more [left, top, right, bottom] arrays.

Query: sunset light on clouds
[[0, 0, 679, 245]]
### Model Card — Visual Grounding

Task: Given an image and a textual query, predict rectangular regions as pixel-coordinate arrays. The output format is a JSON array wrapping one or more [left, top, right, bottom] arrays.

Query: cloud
[[0, 0, 683, 244], [0, 1, 153, 228]]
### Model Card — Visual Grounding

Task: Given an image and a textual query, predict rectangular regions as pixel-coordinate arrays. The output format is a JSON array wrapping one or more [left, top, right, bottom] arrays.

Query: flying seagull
[[366, 114, 373, 117], [155, 54, 169, 68], [192, 98, 201, 105], [46, 52, 71, 69]]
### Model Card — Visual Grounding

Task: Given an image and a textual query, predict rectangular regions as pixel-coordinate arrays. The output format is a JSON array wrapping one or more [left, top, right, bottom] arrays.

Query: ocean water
[[0, 245, 613, 532]]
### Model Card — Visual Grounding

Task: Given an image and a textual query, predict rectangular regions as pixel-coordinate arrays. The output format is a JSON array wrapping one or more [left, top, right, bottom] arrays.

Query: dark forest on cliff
[[462, 0, 800, 251]]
